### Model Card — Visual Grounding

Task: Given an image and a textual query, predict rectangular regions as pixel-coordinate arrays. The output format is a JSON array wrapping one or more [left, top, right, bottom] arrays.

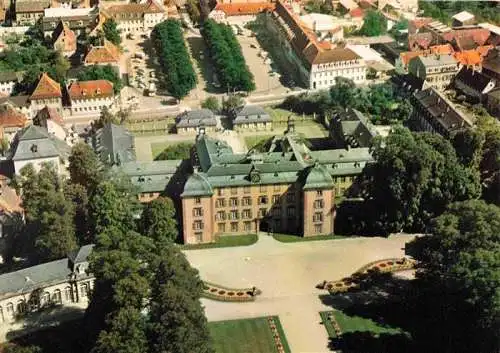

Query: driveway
[[184, 234, 415, 352]]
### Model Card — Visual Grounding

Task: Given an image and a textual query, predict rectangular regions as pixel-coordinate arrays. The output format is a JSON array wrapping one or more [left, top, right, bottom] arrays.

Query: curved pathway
[[184, 234, 416, 353]]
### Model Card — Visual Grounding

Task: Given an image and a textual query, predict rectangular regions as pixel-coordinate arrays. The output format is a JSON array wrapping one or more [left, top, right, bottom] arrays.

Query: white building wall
[[309, 60, 366, 90], [0, 81, 16, 96], [14, 157, 63, 175], [70, 97, 114, 115]]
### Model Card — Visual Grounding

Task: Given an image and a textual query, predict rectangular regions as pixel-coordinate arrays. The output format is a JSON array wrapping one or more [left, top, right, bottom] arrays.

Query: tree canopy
[[103, 19, 122, 46], [202, 20, 255, 92], [155, 142, 192, 161], [152, 20, 197, 99], [77, 65, 122, 94], [201, 96, 220, 112], [358, 10, 387, 36], [140, 197, 178, 242]]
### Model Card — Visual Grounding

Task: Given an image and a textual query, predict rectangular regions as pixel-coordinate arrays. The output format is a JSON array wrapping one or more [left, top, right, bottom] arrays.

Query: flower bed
[[267, 316, 291, 353], [202, 281, 261, 302]]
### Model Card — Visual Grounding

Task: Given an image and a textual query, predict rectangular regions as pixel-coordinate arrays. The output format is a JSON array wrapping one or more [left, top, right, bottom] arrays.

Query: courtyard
[[184, 234, 415, 352]]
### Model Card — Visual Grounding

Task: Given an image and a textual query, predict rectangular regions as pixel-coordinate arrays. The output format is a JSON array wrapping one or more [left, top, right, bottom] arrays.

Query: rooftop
[[30, 73, 62, 100], [9, 125, 70, 161], [176, 109, 217, 128], [214, 2, 275, 16], [44, 6, 93, 18], [0, 105, 28, 128], [84, 40, 120, 64], [452, 11, 475, 23], [454, 66, 494, 93], [414, 53, 457, 67], [234, 105, 271, 124], [68, 80, 114, 100], [91, 123, 135, 165]]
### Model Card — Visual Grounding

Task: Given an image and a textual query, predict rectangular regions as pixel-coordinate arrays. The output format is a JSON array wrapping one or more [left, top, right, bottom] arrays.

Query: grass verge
[[181, 233, 258, 250], [244, 135, 273, 150], [272, 233, 349, 243]]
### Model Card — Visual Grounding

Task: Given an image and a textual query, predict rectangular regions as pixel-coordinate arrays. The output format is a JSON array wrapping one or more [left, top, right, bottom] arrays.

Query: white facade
[[0, 81, 16, 96], [309, 59, 366, 90], [13, 156, 64, 175], [116, 12, 164, 35], [70, 96, 114, 116], [30, 98, 63, 116]]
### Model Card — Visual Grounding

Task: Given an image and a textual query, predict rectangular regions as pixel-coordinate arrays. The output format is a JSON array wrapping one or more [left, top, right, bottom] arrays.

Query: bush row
[[152, 19, 197, 99], [202, 281, 261, 302], [201, 19, 255, 92]]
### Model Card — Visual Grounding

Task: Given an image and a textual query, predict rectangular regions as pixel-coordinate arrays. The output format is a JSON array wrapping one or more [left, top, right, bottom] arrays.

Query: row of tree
[[152, 20, 197, 99], [201, 20, 255, 92]]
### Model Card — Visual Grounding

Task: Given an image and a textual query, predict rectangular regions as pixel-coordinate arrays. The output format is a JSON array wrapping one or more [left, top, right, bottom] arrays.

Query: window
[[259, 196, 268, 205], [193, 208, 203, 217], [231, 187, 238, 195], [340, 176, 346, 182], [316, 190, 323, 197], [218, 223, 226, 233], [229, 198, 238, 207], [52, 289, 62, 305], [216, 198, 226, 208], [244, 221, 252, 232], [216, 211, 226, 221], [314, 200, 324, 209], [0, 307, 3, 323], [273, 184, 281, 192], [244, 186, 251, 194], [286, 193, 295, 203], [272, 195, 280, 204], [314, 224, 323, 234], [195, 197, 201, 204], [274, 219, 281, 230], [193, 220, 203, 230], [259, 208, 267, 217], [231, 222, 238, 232], [42, 292, 50, 306], [287, 206, 295, 217], [229, 210, 239, 220], [64, 286, 72, 302], [259, 185, 267, 193], [313, 212, 323, 222], [217, 189, 224, 196], [242, 209, 252, 219], [195, 232, 203, 242], [242, 197, 252, 206], [6, 303, 13, 318], [81, 283, 89, 297]]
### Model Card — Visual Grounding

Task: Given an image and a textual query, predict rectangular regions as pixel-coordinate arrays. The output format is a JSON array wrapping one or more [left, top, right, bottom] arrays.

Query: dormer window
[[30, 144, 38, 153]]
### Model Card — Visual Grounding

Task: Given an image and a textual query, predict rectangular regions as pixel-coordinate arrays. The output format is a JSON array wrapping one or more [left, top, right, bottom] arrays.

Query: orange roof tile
[[84, 40, 120, 64], [53, 21, 77, 53], [454, 45, 493, 67], [214, 2, 275, 16], [0, 105, 28, 128], [30, 73, 62, 100], [349, 7, 363, 18], [68, 79, 114, 100]]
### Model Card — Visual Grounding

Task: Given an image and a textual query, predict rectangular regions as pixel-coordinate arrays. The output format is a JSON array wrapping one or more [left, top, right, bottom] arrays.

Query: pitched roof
[[30, 73, 62, 100], [415, 53, 457, 67], [408, 32, 434, 50], [176, 109, 217, 128], [0, 71, 22, 83], [482, 48, 500, 74], [10, 125, 71, 161], [34, 106, 65, 127], [0, 105, 28, 128], [452, 11, 475, 23], [68, 80, 114, 100], [0, 96, 30, 108], [234, 105, 271, 125], [67, 244, 94, 264], [84, 40, 120, 64], [181, 172, 213, 197], [214, 2, 275, 16], [15, 0, 48, 13], [441, 28, 490, 47], [91, 123, 136, 165], [106, 0, 162, 18], [400, 44, 454, 66], [349, 7, 364, 18], [454, 45, 492, 67], [454, 66, 494, 93], [52, 21, 77, 53]]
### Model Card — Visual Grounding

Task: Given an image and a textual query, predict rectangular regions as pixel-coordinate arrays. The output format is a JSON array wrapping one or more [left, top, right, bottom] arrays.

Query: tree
[[152, 20, 197, 99], [352, 127, 480, 235], [52, 51, 70, 84], [77, 65, 123, 94], [103, 19, 121, 46], [359, 10, 387, 36], [141, 197, 178, 242], [65, 182, 92, 245], [411, 200, 500, 352], [222, 94, 243, 116], [69, 142, 104, 191], [155, 142, 192, 161], [3, 345, 42, 353], [329, 77, 359, 109], [186, 0, 201, 25], [149, 244, 214, 353], [201, 96, 220, 112]]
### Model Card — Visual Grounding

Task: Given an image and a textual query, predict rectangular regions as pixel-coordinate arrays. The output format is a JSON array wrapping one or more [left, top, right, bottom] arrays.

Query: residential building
[[408, 53, 459, 91], [397, 44, 454, 72], [14, 0, 50, 26], [422, 21, 490, 50], [232, 105, 272, 131], [453, 66, 496, 102], [410, 87, 473, 139], [0, 72, 22, 97], [329, 108, 378, 149], [453, 45, 493, 70], [33, 106, 67, 142], [83, 40, 120, 67], [52, 21, 77, 58], [67, 80, 114, 116], [299, 13, 344, 42], [0, 104, 28, 142], [104, 0, 164, 36], [266, 1, 366, 90], [482, 47, 500, 81], [391, 73, 426, 95], [42, 7, 99, 36], [408, 32, 435, 51], [209, 2, 275, 24], [0, 245, 95, 328], [408, 17, 433, 35], [0, 175, 22, 264], [0, 96, 31, 120], [175, 109, 217, 134], [8, 125, 71, 174], [451, 11, 475, 27], [28, 73, 63, 115], [485, 88, 500, 119], [89, 123, 135, 166], [479, 22, 500, 46]]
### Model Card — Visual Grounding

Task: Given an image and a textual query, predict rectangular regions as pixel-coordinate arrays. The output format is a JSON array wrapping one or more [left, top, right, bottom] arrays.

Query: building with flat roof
[[408, 53, 459, 91]]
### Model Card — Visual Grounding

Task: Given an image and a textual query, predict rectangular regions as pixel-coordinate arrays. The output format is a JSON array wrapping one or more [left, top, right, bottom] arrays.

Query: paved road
[[184, 234, 415, 353]]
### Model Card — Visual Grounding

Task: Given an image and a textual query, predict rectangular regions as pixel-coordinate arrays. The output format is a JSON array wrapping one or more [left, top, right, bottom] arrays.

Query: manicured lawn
[[320, 310, 403, 338], [209, 316, 290, 353], [244, 135, 273, 150], [264, 107, 314, 122], [272, 233, 349, 243], [181, 233, 258, 250]]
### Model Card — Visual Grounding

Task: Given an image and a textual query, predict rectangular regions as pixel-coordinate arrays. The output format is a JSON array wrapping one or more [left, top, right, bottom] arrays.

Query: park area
[[209, 317, 290, 353]]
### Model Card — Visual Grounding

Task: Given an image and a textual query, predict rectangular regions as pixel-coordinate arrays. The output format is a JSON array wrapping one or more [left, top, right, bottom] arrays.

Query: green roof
[[181, 172, 213, 197], [303, 164, 334, 190]]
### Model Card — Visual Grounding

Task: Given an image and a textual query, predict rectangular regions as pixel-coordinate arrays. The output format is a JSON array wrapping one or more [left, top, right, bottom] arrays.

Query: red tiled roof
[[454, 45, 493, 67], [349, 7, 363, 18], [214, 2, 275, 16], [400, 44, 455, 66], [409, 17, 433, 34], [0, 105, 28, 128], [408, 32, 434, 50], [107, 0, 162, 16], [84, 40, 120, 64], [53, 21, 77, 53], [68, 79, 114, 100], [30, 72, 62, 100], [441, 28, 491, 47]]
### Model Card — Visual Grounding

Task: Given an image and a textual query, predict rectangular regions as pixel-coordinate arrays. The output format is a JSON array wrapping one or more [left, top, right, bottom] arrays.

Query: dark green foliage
[[149, 244, 214, 353], [3, 345, 42, 353], [141, 197, 178, 242], [358, 10, 387, 36], [77, 65, 122, 94], [69, 142, 104, 191], [201, 20, 255, 92], [201, 96, 220, 112], [411, 200, 500, 352], [64, 182, 92, 245], [352, 127, 480, 235], [419, 0, 500, 25], [155, 142, 192, 160], [304, 0, 333, 14], [152, 20, 197, 99], [222, 95, 244, 116], [103, 19, 122, 46]]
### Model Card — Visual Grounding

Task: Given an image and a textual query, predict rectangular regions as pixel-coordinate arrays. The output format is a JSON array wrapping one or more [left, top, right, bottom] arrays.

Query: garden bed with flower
[[202, 281, 262, 302], [209, 316, 291, 353], [320, 258, 416, 294]]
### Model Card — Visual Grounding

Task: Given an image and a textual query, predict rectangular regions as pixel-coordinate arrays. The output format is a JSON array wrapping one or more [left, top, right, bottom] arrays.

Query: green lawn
[[151, 140, 192, 159], [180, 234, 258, 250], [320, 310, 403, 338], [244, 135, 273, 150], [209, 317, 290, 353], [264, 107, 313, 122], [272, 233, 348, 243]]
